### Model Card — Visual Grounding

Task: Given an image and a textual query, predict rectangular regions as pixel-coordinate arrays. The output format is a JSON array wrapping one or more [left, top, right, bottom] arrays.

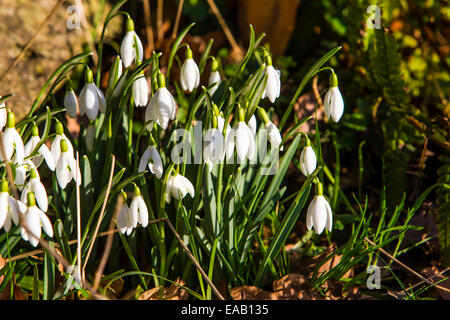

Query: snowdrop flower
[[180, 46, 200, 93], [117, 200, 133, 235], [208, 58, 221, 96], [21, 169, 48, 212], [0, 180, 26, 232], [233, 107, 255, 163], [21, 192, 53, 247], [107, 56, 124, 96], [85, 124, 95, 152], [257, 107, 283, 151], [51, 121, 74, 163], [24, 125, 55, 171], [64, 80, 78, 119], [132, 72, 149, 107], [306, 181, 332, 234], [248, 114, 257, 138], [299, 137, 317, 176], [165, 172, 195, 203], [15, 161, 35, 191], [204, 116, 224, 168], [129, 185, 148, 229], [120, 18, 143, 68], [55, 139, 81, 189], [261, 54, 281, 103], [324, 72, 344, 122], [217, 114, 234, 161], [0, 111, 24, 164], [138, 135, 163, 178], [0, 97, 7, 131], [145, 73, 176, 130], [79, 68, 106, 121]]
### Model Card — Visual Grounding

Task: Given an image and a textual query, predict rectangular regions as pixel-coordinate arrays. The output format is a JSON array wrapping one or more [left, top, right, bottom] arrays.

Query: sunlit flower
[[129, 185, 148, 229], [261, 54, 281, 103], [217, 114, 234, 161], [299, 139, 317, 176], [0, 179, 26, 232], [120, 18, 143, 68], [306, 182, 332, 234], [324, 72, 344, 123], [180, 46, 200, 93], [79, 68, 106, 121], [165, 172, 195, 203], [0, 111, 24, 164], [64, 80, 78, 119], [55, 139, 81, 189], [24, 125, 55, 171], [203, 125, 223, 168], [21, 169, 48, 212], [132, 73, 149, 107], [145, 73, 176, 130], [208, 58, 221, 95], [248, 114, 257, 138], [138, 141, 163, 179], [233, 108, 255, 163], [116, 193, 133, 235], [51, 121, 74, 164], [257, 107, 283, 151], [20, 192, 53, 247]]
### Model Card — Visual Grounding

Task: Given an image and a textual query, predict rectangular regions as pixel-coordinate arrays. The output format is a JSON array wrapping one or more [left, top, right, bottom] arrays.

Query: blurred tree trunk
[[237, 0, 300, 57]]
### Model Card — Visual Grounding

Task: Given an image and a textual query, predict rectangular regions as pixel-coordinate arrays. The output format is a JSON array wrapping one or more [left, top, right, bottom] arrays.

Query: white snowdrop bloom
[[55, 139, 81, 189], [24, 125, 55, 171], [203, 126, 224, 168], [120, 18, 144, 68], [217, 114, 234, 161], [51, 121, 74, 164], [165, 173, 195, 204], [0, 97, 8, 131], [21, 169, 48, 212], [145, 73, 176, 130], [257, 107, 283, 151], [180, 46, 200, 93], [324, 72, 344, 123], [132, 73, 149, 107], [79, 68, 106, 121], [129, 186, 148, 229], [1, 112, 24, 164], [233, 108, 255, 163], [306, 182, 333, 235], [261, 54, 281, 103], [108, 56, 124, 96], [208, 58, 221, 96], [248, 114, 257, 138], [85, 124, 95, 152], [116, 199, 133, 236], [138, 142, 163, 179], [20, 192, 53, 247], [0, 180, 26, 232], [299, 139, 317, 176], [64, 80, 78, 119]]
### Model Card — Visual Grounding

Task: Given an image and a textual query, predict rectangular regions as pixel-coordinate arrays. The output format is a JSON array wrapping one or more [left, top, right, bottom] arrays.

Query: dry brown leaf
[[421, 263, 450, 300], [139, 278, 188, 300]]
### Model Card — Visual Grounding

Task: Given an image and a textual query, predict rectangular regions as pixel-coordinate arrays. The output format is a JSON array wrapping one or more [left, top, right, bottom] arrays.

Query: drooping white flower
[[248, 114, 257, 138], [180, 46, 200, 93], [138, 143, 163, 179], [203, 126, 224, 168], [300, 139, 317, 176], [261, 54, 281, 103], [79, 68, 106, 121], [51, 121, 74, 164], [0, 97, 8, 131], [85, 124, 95, 152], [233, 108, 255, 163], [120, 18, 144, 68], [145, 73, 176, 130], [0, 180, 26, 232], [64, 80, 78, 119], [324, 72, 344, 123], [20, 192, 53, 247], [165, 173, 195, 203], [132, 73, 149, 107], [116, 197, 133, 235], [1, 111, 24, 164], [24, 125, 55, 171], [129, 186, 148, 229], [306, 182, 333, 235], [257, 107, 283, 151], [55, 139, 81, 189], [208, 58, 221, 96], [21, 169, 48, 212], [217, 114, 234, 161]]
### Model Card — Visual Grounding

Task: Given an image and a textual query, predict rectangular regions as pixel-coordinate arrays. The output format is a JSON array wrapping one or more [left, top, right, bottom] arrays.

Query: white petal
[[133, 76, 149, 107], [0, 193, 8, 229], [1, 128, 15, 161], [56, 154, 72, 189], [24, 136, 40, 158], [248, 115, 257, 138], [137, 197, 148, 227], [95, 86, 107, 114], [265, 66, 281, 103], [31, 179, 48, 212], [64, 90, 78, 118], [235, 122, 250, 163], [138, 148, 151, 173], [81, 83, 100, 121], [120, 31, 136, 68], [300, 146, 317, 176], [330, 87, 344, 122], [312, 196, 327, 234], [25, 207, 41, 247], [324, 198, 333, 232], [37, 209, 53, 237], [39, 144, 56, 171], [181, 59, 200, 92], [266, 121, 283, 150], [148, 146, 163, 179]]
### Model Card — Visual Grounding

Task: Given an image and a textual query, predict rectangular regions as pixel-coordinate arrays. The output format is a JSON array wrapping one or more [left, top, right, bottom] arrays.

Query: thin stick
[[156, 0, 164, 45], [365, 238, 450, 293], [205, 0, 242, 58], [93, 196, 123, 291], [171, 0, 184, 40], [142, 0, 155, 57], [0, 0, 65, 81], [82, 155, 116, 271], [312, 75, 324, 111], [405, 266, 450, 292]]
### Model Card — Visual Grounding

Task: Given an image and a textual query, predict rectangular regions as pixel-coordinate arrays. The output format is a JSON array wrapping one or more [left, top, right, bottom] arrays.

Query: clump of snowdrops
[[0, 2, 344, 298]]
